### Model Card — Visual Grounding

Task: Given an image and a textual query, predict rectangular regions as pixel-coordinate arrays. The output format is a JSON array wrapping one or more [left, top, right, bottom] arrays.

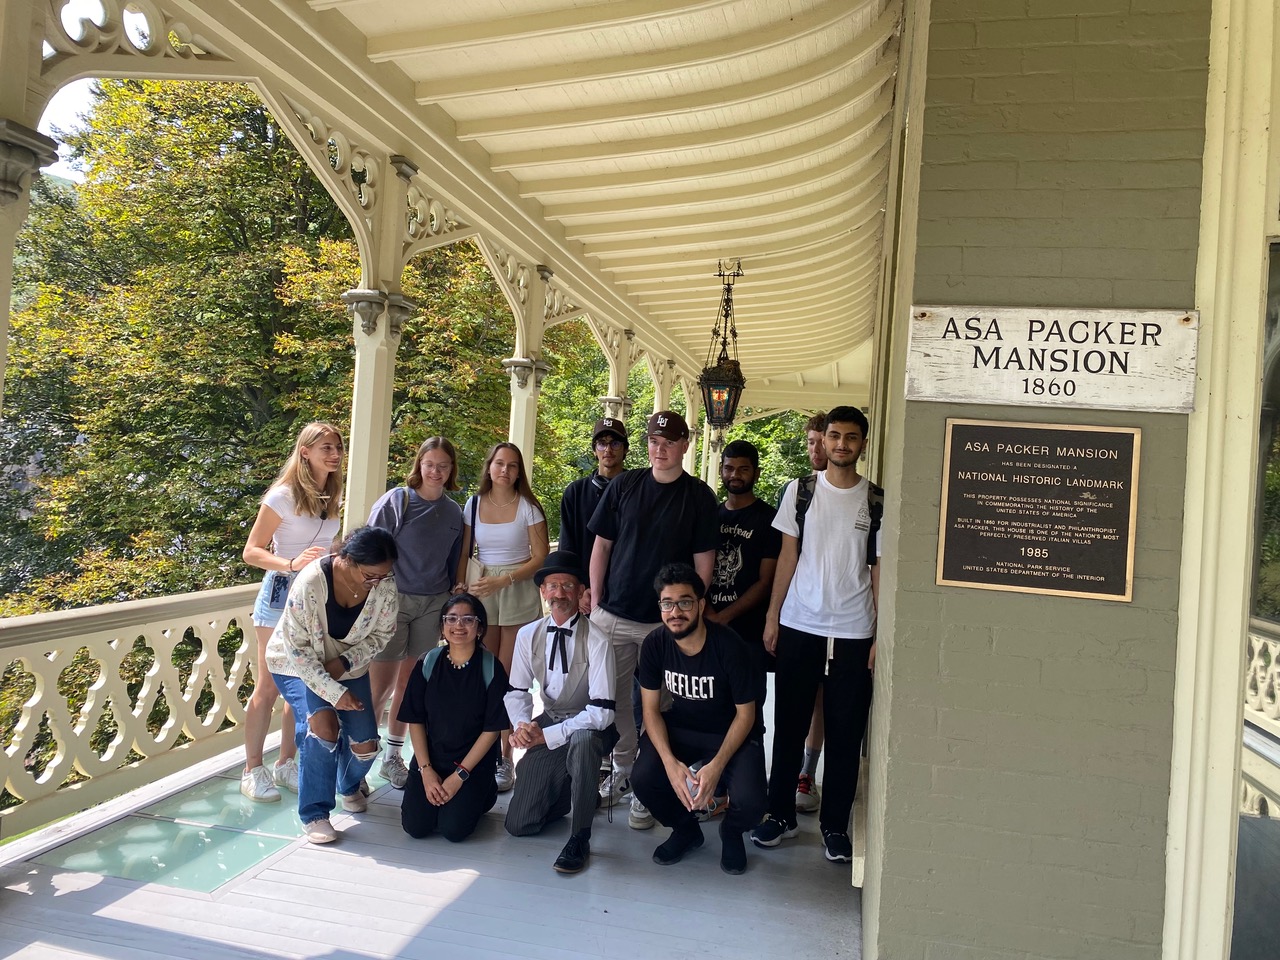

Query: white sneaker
[[240, 765, 280, 802], [380, 752, 409, 790], [628, 795, 655, 830], [495, 757, 516, 793], [599, 770, 632, 808], [272, 758, 299, 793], [340, 791, 368, 813], [305, 819, 337, 843], [795, 773, 821, 813]]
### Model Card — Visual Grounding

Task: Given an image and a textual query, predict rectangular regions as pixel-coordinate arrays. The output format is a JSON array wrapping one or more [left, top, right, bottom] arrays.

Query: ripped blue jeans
[[270, 671, 380, 825]]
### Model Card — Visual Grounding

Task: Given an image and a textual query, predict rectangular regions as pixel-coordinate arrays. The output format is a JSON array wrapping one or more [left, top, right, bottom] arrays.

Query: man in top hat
[[588, 410, 719, 819], [558, 416, 629, 614], [504, 550, 618, 874]]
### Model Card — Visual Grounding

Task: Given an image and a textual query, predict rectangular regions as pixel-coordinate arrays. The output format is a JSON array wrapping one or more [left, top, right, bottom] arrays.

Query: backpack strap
[[468, 495, 479, 559], [866, 481, 885, 566], [394, 486, 411, 536], [422, 643, 496, 688], [422, 645, 443, 679], [793, 474, 818, 554]]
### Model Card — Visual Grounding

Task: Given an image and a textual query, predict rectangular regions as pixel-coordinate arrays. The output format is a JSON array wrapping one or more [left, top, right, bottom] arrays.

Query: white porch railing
[[0, 584, 257, 839], [1243, 623, 1280, 819]]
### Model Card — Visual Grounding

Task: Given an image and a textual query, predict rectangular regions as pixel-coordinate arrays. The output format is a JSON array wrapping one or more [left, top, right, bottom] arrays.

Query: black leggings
[[401, 753, 497, 842]]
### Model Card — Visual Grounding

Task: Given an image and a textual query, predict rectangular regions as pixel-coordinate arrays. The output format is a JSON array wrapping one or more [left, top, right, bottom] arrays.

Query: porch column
[[702, 424, 724, 486], [682, 382, 703, 475], [0, 120, 57, 414], [342, 289, 405, 528], [503, 355, 550, 460], [650, 355, 676, 412], [601, 394, 632, 420]]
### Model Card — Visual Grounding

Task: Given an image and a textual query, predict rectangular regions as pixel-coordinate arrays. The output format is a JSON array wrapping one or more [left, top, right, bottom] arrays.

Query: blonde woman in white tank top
[[239, 422, 344, 802]]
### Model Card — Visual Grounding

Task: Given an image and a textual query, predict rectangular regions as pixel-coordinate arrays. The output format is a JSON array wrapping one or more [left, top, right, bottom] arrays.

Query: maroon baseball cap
[[592, 417, 628, 445], [647, 410, 689, 441]]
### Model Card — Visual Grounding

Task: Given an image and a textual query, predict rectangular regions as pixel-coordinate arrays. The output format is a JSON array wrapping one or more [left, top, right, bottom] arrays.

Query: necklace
[[490, 491, 518, 507], [445, 647, 472, 669], [339, 559, 365, 602]]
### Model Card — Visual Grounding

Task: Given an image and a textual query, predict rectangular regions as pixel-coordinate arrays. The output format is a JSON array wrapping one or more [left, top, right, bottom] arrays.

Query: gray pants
[[505, 721, 619, 838]]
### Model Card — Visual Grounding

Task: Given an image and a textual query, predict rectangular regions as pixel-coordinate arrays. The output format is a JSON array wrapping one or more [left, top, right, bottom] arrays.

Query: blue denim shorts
[[251, 570, 295, 629]]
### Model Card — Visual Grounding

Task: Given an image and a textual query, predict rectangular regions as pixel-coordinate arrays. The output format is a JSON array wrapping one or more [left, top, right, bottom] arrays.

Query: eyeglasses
[[442, 614, 481, 626], [657, 598, 698, 612], [594, 439, 624, 450], [541, 580, 578, 593], [420, 461, 451, 474], [358, 565, 393, 585]]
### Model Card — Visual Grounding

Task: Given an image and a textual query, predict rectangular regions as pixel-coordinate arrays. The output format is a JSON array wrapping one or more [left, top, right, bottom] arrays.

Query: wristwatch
[[453, 762, 470, 781]]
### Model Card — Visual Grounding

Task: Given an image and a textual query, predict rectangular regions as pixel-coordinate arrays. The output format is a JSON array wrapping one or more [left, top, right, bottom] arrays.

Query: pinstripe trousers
[[505, 720, 619, 838]]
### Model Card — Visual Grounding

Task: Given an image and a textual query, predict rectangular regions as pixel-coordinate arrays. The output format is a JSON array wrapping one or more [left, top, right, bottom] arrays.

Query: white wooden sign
[[906, 305, 1198, 413]]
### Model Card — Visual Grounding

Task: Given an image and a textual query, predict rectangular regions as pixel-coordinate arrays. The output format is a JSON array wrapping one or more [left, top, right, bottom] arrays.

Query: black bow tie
[[547, 617, 577, 674]]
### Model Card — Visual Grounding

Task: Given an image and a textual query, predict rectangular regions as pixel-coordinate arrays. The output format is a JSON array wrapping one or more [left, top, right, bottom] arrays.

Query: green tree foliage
[[0, 80, 515, 613]]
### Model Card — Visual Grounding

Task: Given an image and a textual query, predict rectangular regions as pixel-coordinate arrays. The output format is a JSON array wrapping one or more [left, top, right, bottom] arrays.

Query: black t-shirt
[[588, 469, 719, 622], [397, 646, 510, 765], [321, 556, 365, 640], [638, 621, 761, 738], [558, 471, 611, 586], [708, 498, 781, 646]]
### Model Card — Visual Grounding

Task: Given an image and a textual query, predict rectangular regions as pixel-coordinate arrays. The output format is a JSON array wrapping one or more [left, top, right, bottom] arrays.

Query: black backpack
[[794, 474, 884, 565]]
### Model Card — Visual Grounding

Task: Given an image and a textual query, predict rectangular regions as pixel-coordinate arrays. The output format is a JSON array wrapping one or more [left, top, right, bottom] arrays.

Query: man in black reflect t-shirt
[[631, 563, 766, 875], [588, 411, 719, 814]]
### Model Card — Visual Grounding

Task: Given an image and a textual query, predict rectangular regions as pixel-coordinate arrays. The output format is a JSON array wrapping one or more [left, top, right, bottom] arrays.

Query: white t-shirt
[[773, 473, 882, 638], [262, 485, 341, 562], [464, 495, 545, 566]]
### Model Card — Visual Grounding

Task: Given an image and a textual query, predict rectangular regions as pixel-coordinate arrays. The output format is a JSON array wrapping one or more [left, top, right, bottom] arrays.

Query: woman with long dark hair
[[267, 526, 399, 844], [240, 421, 344, 802], [455, 441, 549, 792], [398, 592, 510, 842]]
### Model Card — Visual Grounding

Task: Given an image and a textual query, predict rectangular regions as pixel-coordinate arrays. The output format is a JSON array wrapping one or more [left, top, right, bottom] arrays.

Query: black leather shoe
[[652, 824, 704, 866], [720, 822, 747, 875], [554, 833, 590, 874]]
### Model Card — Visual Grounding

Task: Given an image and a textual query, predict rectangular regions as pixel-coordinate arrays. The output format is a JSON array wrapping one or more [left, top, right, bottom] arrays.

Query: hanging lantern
[[698, 259, 746, 429]]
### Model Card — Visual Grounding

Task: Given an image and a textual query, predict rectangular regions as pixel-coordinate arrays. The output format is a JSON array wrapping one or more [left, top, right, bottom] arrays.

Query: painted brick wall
[[874, 1, 1210, 958]]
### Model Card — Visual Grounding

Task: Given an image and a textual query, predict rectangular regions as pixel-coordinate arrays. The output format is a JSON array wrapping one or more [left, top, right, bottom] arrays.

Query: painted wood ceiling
[[305, 0, 902, 407]]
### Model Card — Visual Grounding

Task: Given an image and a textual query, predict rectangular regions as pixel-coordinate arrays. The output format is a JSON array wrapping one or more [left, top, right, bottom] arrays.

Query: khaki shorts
[[468, 562, 543, 626], [375, 591, 450, 661]]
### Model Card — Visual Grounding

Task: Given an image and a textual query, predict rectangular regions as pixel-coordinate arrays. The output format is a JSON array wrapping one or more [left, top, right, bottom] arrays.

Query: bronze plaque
[[937, 419, 1140, 601]]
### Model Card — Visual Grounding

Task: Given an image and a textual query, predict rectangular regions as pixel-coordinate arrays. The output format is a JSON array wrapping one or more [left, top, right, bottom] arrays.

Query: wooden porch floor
[[0, 752, 860, 959]]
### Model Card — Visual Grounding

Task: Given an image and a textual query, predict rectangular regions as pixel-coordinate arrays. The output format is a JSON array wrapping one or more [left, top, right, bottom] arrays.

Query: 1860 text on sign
[[907, 305, 1197, 413]]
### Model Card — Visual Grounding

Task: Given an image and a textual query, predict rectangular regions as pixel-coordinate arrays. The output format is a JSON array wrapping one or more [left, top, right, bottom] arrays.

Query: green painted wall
[[873, 2, 1210, 957]]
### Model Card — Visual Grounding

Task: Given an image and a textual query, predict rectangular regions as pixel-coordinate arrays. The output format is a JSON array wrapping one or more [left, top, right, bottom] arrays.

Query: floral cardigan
[[265, 558, 398, 704]]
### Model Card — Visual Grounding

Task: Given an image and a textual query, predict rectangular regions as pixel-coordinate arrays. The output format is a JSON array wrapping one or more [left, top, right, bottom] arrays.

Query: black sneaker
[[554, 833, 590, 874], [652, 824, 704, 865], [719, 822, 747, 875], [822, 828, 853, 863], [750, 815, 799, 848]]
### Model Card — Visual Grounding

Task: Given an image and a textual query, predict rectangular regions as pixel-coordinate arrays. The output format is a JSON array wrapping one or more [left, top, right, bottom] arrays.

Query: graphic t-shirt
[[638, 621, 761, 738], [588, 469, 719, 622], [709, 498, 781, 646]]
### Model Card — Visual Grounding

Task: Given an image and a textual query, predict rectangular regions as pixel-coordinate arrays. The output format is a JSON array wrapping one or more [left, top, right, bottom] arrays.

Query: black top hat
[[533, 549, 587, 587]]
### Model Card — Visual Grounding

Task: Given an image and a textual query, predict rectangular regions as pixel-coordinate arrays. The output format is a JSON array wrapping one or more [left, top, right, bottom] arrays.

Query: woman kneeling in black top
[[399, 592, 510, 841]]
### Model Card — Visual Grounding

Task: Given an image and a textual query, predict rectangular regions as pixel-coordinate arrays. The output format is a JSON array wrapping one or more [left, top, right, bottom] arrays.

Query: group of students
[[235, 404, 882, 873]]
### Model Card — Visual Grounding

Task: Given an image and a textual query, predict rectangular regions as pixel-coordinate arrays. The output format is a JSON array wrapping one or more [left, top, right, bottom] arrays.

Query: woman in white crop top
[[456, 441, 549, 791], [239, 421, 344, 803]]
